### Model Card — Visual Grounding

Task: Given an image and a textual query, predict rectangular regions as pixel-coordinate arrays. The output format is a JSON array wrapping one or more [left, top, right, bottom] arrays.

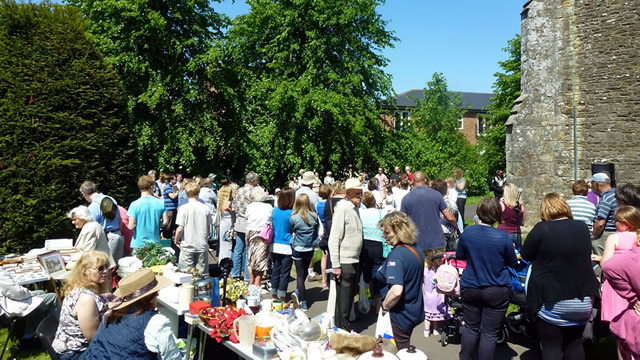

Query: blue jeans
[[231, 232, 249, 281], [270, 252, 293, 299]]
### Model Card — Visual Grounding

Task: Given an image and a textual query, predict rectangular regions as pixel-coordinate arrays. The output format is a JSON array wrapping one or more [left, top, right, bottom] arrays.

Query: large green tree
[[479, 34, 521, 177], [67, 0, 230, 174], [0, 0, 136, 253], [384, 73, 488, 194], [225, 0, 396, 186]]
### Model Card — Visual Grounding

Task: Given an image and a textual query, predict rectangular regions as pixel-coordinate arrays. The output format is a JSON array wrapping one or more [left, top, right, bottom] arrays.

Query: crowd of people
[[3, 165, 640, 359]]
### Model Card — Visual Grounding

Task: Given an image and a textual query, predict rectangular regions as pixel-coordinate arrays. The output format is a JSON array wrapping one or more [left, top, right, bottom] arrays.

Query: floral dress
[[52, 288, 107, 355]]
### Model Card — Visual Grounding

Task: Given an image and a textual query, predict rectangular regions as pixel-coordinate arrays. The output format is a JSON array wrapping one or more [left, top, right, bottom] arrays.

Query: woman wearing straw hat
[[80, 268, 180, 360]]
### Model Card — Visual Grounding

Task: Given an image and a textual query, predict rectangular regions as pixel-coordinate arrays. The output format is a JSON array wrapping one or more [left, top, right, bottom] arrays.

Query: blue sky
[[214, 0, 523, 94]]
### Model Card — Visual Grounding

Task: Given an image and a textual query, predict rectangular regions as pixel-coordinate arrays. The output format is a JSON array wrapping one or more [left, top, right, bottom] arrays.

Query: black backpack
[[100, 197, 118, 221]]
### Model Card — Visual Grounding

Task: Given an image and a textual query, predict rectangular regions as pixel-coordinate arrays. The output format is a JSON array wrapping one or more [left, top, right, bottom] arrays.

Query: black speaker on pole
[[591, 163, 616, 188]]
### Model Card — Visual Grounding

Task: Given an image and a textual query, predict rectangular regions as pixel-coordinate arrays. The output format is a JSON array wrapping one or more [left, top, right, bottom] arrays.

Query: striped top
[[567, 196, 596, 231], [538, 296, 593, 326], [163, 184, 178, 211], [596, 189, 617, 232]]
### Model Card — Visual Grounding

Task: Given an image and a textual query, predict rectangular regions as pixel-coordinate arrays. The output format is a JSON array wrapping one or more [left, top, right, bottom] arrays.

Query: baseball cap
[[588, 173, 610, 183]]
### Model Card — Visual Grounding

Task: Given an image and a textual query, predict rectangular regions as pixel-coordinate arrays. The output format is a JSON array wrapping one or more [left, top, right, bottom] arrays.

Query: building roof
[[392, 89, 494, 111]]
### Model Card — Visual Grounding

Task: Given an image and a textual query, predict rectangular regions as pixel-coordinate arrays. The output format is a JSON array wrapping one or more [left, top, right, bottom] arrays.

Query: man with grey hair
[[79, 180, 124, 265], [591, 172, 617, 255], [329, 178, 364, 331], [231, 171, 261, 281]]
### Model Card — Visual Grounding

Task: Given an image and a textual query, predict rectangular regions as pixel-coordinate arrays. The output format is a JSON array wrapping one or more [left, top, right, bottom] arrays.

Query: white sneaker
[[291, 292, 300, 309]]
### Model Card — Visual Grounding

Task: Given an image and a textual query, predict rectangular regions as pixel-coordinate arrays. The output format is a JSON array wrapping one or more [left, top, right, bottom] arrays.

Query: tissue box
[[166, 272, 192, 284], [189, 301, 210, 315], [252, 340, 278, 360]]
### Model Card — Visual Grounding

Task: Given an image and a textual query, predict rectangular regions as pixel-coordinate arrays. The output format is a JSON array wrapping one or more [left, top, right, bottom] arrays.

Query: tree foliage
[[383, 73, 488, 194], [479, 34, 521, 177], [0, 0, 136, 253], [67, 0, 231, 174], [224, 0, 396, 186]]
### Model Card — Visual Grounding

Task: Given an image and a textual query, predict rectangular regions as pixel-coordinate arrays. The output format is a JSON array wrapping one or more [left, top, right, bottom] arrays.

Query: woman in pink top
[[593, 206, 640, 323], [497, 184, 525, 248], [602, 243, 640, 359]]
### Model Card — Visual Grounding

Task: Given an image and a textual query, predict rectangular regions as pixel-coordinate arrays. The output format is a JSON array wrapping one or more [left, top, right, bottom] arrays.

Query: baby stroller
[[433, 252, 467, 346], [501, 257, 532, 343]]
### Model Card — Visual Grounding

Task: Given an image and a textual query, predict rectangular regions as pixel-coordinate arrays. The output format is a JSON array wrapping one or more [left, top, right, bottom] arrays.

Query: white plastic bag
[[358, 273, 370, 314], [374, 309, 394, 340]]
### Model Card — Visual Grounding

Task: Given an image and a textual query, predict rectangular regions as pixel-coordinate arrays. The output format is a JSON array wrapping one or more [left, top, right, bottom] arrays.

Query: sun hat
[[326, 171, 332, 175], [344, 178, 363, 191], [589, 172, 610, 183], [301, 171, 316, 186], [109, 268, 171, 311], [275, 188, 281, 193]]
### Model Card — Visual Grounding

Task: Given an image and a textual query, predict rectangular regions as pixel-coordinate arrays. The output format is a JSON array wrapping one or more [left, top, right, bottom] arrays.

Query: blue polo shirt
[[596, 188, 617, 232], [383, 243, 424, 330], [88, 193, 121, 232], [163, 184, 178, 211], [400, 186, 447, 250]]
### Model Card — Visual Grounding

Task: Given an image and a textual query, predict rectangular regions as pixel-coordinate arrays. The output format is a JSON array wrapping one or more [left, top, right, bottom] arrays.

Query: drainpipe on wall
[[570, 0, 578, 181]]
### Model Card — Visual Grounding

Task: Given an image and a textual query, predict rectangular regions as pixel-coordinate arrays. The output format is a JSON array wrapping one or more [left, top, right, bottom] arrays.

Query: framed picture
[[37, 251, 65, 275]]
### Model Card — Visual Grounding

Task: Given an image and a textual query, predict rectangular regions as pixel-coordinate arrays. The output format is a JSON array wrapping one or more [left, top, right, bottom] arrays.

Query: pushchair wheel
[[441, 331, 448, 346], [496, 326, 508, 344]]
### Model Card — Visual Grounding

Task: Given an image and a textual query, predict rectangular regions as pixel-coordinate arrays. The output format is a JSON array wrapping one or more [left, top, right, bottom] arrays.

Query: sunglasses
[[90, 266, 108, 273]]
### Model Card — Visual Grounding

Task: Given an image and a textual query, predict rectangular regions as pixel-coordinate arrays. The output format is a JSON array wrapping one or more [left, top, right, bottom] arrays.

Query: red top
[[497, 201, 523, 234]]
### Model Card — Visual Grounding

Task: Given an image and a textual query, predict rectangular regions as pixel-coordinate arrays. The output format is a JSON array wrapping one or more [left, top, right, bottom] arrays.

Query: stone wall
[[506, 0, 640, 229]]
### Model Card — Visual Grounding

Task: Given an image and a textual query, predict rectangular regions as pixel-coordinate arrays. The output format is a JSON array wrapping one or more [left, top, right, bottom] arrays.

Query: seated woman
[[80, 268, 179, 359], [68, 205, 116, 270], [53, 251, 110, 360]]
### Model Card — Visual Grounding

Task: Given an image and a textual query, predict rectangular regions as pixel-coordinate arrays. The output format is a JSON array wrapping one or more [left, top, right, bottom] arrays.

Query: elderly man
[[324, 171, 335, 185], [402, 166, 413, 182], [591, 172, 617, 255], [232, 171, 261, 281], [127, 175, 168, 248], [296, 171, 320, 208], [390, 166, 401, 182], [375, 167, 388, 190], [329, 178, 364, 331], [80, 180, 125, 265], [401, 171, 458, 252]]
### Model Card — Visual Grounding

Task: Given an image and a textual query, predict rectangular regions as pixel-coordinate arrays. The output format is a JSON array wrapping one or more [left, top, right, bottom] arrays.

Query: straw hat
[[344, 178, 363, 191], [301, 171, 315, 186], [109, 268, 171, 310]]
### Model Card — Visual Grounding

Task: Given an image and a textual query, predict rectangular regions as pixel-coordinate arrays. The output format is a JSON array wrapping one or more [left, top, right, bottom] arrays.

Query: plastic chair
[[0, 310, 17, 360], [36, 315, 60, 360]]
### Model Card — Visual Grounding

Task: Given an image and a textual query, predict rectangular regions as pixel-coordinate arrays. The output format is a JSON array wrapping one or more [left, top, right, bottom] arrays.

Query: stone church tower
[[506, 0, 640, 229]]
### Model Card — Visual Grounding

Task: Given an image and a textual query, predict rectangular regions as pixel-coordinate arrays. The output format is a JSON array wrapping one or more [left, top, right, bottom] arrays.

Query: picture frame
[[37, 251, 65, 275]]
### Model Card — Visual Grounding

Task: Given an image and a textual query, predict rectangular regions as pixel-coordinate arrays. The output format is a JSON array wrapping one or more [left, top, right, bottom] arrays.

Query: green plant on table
[[133, 242, 176, 268]]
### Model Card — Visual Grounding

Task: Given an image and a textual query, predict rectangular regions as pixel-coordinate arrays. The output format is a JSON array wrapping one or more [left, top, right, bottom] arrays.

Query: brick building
[[381, 90, 493, 144]]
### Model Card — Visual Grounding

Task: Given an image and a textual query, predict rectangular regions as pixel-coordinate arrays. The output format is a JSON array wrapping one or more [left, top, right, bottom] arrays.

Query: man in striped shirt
[[567, 180, 596, 232], [591, 173, 617, 255]]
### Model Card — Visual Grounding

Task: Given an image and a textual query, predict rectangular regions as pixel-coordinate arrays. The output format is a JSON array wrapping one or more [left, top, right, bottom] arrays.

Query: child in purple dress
[[423, 252, 451, 337]]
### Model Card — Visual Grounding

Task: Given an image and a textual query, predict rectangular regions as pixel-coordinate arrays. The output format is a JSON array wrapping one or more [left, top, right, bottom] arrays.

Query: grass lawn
[[465, 194, 492, 206], [0, 327, 49, 360]]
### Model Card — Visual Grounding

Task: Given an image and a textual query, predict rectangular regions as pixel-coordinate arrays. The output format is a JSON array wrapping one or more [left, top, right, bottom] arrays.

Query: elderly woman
[[80, 268, 179, 359], [377, 211, 424, 350], [245, 186, 273, 288], [521, 193, 599, 360], [53, 251, 110, 360], [68, 206, 115, 269], [456, 197, 518, 360], [498, 183, 526, 248]]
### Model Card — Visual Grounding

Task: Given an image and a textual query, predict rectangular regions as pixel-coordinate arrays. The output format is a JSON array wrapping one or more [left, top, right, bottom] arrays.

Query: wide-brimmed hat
[[109, 268, 171, 310], [344, 178, 363, 191], [301, 171, 316, 186]]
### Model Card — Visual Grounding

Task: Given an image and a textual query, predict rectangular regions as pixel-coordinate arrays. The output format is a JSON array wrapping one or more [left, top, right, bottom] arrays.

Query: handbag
[[258, 223, 274, 244], [223, 227, 236, 242]]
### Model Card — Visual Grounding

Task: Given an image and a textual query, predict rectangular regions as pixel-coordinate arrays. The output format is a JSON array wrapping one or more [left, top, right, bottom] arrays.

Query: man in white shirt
[[297, 171, 320, 208], [174, 182, 211, 274]]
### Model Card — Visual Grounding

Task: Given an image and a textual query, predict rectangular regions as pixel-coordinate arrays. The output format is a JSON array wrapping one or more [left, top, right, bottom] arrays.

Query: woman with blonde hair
[[521, 193, 599, 360], [498, 183, 526, 248], [376, 211, 424, 350], [289, 193, 319, 310], [216, 178, 236, 262], [53, 251, 110, 359]]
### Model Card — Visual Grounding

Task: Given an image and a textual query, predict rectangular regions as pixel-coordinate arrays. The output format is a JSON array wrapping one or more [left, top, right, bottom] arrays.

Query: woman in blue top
[[290, 193, 319, 311], [315, 184, 332, 287], [454, 169, 467, 226], [456, 197, 518, 360], [360, 192, 391, 312], [270, 187, 295, 300]]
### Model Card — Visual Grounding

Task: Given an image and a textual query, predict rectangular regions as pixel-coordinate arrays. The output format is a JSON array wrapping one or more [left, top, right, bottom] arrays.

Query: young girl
[[594, 205, 640, 322], [289, 193, 319, 311], [423, 251, 450, 337]]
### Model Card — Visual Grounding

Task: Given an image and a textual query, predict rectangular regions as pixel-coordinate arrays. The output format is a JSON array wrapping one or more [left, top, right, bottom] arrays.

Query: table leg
[[49, 277, 63, 305], [198, 328, 206, 360], [185, 323, 194, 360]]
